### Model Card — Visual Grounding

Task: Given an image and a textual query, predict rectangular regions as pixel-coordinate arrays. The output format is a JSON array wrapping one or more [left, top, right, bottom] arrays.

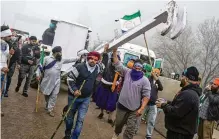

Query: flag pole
[[139, 12, 152, 66]]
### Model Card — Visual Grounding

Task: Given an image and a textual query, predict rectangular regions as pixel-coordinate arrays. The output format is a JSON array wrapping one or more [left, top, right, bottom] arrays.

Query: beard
[[88, 61, 95, 67], [55, 54, 62, 61], [180, 79, 186, 87], [211, 87, 219, 94]]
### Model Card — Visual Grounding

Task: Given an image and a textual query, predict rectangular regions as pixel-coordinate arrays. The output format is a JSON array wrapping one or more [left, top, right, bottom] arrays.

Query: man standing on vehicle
[[42, 20, 57, 46], [15, 36, 40, 97], [156, 66, 201, 139], [64, 51, 101, 139]]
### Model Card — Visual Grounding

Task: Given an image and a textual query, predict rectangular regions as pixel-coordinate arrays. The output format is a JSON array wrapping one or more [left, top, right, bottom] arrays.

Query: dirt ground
[[1, 71, 165, 139], [2, 71, 218, 139]]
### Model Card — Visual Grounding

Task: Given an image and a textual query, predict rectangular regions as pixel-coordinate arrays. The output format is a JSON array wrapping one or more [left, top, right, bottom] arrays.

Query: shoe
[[4, 92, 8, 97], [15, 86, 19, 92], [112, 133, 119, 139], [146, 137, 151, 139], [63, 135, 70, 139], [98, 113, 104, 119], [22, 93, 28, 97], [108, 119, 113, 124], [48, 111, 55, 117], [1, 112, 4, 117], [64, 130, 71, 139]]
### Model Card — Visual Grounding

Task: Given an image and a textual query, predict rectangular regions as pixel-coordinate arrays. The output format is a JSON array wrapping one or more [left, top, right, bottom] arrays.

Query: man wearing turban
[[36, 46, 78, 117], [65, 51, 101, 139]]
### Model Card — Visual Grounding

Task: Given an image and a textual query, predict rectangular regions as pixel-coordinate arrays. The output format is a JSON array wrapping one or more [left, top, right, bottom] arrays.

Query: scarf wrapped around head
[[130, 61, 144, 81], [87, 51, 100, 60], [1, 28, 12, 37], [213, 78, 219, 86]]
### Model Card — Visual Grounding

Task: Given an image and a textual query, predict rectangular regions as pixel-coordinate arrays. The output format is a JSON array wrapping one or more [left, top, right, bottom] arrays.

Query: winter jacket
[[161, 84, 202, 135], [206, 90, 219, 121], [42, 28, 55, 46], [21, 43, 40, 65], [6, 40, 21, 67], [148, 76, 163, 105], [67, 62, 100, 98]]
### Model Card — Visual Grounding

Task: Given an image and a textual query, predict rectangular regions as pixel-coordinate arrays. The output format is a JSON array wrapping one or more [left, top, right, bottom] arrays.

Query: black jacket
[[148, 77, 163, 105], [68, 62, 99, 98], [42, 28, 55, 46], [206, 90, 219, 121], [21, 44, 40, 65], [161, 84, 202, 135], [7, 40, 21, 67]]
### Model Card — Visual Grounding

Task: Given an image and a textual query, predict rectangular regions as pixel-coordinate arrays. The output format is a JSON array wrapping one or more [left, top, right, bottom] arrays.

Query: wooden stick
[[50, 80, 86, 139], [143, 33, 152, 66]]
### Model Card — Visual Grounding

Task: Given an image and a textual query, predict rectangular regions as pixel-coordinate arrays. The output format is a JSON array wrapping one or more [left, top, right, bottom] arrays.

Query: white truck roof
[[52, 19, 92, 32], [119, 43, 156, 58]]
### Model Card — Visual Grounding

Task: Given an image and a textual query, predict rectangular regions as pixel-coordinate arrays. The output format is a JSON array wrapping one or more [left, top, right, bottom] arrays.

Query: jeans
[[65, 95, 90, 139], [6, 62, 16, 93], [145, 105, 158, 138], [1, 74, 6, 97]]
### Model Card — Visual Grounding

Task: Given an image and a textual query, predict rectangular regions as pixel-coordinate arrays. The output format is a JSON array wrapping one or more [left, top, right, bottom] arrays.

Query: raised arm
[[62, 58, 78, 64], [112, 48, 129, 76]]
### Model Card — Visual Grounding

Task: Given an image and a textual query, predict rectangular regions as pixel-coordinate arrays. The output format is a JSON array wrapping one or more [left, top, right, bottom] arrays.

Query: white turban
[[1, 29, 12, 37]]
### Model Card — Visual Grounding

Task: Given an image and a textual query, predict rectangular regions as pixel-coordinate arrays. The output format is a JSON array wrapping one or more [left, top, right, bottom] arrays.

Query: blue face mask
[[130, 69, 144, 81], [50, 23, 56, 29]]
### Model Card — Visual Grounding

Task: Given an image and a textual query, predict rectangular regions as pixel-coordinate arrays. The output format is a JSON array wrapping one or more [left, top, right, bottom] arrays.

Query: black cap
[[29, 36, 37, 41], [182, 66, 199, 81], [52, 46, 62, 53]]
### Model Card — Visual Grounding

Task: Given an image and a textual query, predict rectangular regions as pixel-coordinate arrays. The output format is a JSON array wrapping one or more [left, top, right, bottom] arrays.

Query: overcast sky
[[1, 0, 219, 49]]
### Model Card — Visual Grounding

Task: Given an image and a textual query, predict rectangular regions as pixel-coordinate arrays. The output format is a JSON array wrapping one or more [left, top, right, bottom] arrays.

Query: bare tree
[[153, 26, 200, 76], [197, 18, 219, 87]]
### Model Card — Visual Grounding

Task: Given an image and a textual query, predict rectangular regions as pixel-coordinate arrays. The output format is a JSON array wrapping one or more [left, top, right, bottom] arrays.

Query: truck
[[50, 19, 91, 72]]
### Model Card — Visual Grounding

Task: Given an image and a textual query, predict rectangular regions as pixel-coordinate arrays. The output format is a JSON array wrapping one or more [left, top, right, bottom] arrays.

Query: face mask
[[11, 37, 17, 42], [55, 54, 62, 61]]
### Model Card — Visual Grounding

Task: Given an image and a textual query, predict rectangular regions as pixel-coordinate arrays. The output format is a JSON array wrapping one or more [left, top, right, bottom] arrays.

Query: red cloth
[[87, 51, 100, 60], [213, 78, 219, 86]]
